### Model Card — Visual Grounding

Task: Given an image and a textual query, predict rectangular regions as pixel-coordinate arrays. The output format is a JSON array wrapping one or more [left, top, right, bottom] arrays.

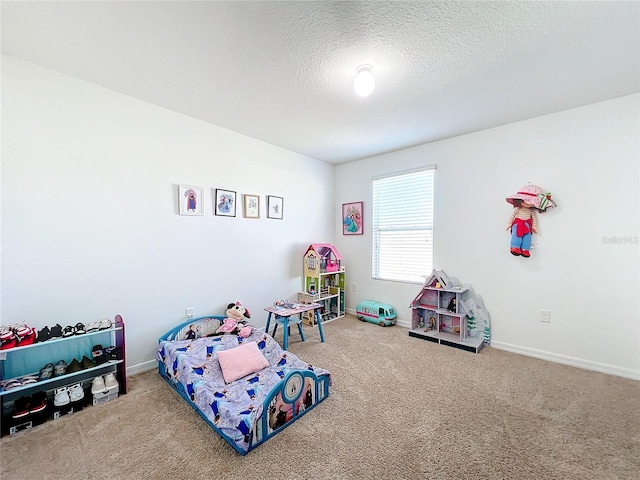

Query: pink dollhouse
[[409, 269, 491, 353], [303, 244, 342, 276]]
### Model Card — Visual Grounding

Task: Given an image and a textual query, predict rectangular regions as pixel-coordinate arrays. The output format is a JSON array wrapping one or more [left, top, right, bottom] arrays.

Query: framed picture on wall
[[243, 194, 260, 219], [214, 189, 236, 217], [267, 195, 284, 219], [342, 201, 363, 235], [178, 185, 204, 216]]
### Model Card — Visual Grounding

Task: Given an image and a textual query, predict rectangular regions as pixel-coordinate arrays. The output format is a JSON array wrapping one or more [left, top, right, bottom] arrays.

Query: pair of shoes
[[0, 324, 37, 349], [12, 391, 47, 418], [86, 319, 112, 333], [510, 247, 522, 256], [91, 373, 118, 394], [54, 384, 84, 407], [92, 345, 108, 365], [61, 323, 88, 337], [1, 375, 38, 391], [65, 355, 96, 375]]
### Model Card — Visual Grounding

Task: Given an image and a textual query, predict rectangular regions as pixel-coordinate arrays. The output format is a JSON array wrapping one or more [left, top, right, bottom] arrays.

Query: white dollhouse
[[409, 270, 490, 353]]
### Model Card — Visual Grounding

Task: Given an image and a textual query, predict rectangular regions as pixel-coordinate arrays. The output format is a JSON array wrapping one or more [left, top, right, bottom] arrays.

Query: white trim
[[491, 341, 640, 381], [371, 164, 436, 181], [126, 360, 157, 377]]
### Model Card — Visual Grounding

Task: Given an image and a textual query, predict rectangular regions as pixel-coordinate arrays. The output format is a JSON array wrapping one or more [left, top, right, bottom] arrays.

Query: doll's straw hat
[[506, 184, 556, 211]]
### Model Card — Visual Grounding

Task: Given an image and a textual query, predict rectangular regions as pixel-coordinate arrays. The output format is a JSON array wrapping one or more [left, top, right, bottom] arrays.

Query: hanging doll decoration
[[506, 184, 556, 258]]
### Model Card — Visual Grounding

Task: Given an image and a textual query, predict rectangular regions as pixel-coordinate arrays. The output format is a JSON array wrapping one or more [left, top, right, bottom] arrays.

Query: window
[[371, 167, 435, 283]]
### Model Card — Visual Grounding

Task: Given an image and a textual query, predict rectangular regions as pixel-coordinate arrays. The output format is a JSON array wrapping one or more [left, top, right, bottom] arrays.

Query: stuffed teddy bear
[[216, 302, 253, 337]]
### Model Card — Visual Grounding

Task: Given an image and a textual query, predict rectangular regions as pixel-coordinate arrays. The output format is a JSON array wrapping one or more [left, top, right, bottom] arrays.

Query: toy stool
[[271, 315, 305, 350]]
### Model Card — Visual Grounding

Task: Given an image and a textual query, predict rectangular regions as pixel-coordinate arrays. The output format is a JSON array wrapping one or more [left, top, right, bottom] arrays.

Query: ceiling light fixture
[[353, 65, 375, 97]]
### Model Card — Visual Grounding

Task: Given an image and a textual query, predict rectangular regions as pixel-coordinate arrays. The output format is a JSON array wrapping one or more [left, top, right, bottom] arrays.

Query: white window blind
[[372, 167, 435, 283]]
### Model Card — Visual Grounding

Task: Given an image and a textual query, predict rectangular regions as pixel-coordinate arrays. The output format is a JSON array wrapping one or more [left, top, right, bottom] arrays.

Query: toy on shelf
[[409, 269, 490, 353], [506, 183, 556, 258]]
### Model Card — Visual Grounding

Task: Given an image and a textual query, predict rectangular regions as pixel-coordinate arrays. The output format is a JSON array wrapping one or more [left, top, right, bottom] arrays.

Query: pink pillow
[[216, 341, 269, 383]]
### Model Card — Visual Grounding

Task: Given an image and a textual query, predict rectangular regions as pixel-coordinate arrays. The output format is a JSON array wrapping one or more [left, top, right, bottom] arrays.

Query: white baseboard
[[126, 360, 156, 377], [346, 308, 639, 380], [491, 340, 640, 381], [128, 319, 639, 381]]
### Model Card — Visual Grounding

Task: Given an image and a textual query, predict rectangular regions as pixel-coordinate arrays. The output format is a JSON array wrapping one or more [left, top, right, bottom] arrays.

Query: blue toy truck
[[356, 301, 397, 327]]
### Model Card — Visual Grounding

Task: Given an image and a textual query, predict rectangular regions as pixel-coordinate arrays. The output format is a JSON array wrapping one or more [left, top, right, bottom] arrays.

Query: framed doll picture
[[215, 189, 237, 217], [342, 201, 363, 235], [178, 185, 204, 216]]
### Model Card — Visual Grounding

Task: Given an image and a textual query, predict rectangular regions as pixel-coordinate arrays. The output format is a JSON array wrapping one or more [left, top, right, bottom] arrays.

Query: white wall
[[3, 54, 638, 380], [335, 94, 640, 379], [1, 55, 334, 371]]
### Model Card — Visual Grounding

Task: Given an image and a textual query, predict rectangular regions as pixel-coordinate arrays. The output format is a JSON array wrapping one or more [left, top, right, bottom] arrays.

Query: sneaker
[[61, 325, 75, 338], [91, 376, 106, 395], [18, 375, 38, 386], [16, 327, 36, 346], [1, 379, 23, 391], [66, 358, 82, 374], [98, 318, 113, 330], [54, 387, 70, 407], [0, 326, 14, 343], [38, 362, 54, 381], [86, 321, 100, 333], [74, 323, 86, 335], [36, 326, 51, 343], [53, 360, 68, 376], [50, 324, 63, 338], [0, 328, 18, 350], [81, 355, 96, 369], [92, 345, 107, 365], [104, 346, 122, 360], [29, 391, 47, 414], [103, 373, 118, 391], [12, 396, 31, 419], [68, 384, 84, 402]]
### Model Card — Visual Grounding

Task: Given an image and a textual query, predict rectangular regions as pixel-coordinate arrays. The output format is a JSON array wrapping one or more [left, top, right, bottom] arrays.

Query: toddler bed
[[157, 315, 331, 455]]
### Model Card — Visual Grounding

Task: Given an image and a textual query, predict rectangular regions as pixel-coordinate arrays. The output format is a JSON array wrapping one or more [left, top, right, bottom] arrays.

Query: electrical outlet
[[351, 283, 357, 292], [186, 307, 194, 319], [540, 309, 551, 323]]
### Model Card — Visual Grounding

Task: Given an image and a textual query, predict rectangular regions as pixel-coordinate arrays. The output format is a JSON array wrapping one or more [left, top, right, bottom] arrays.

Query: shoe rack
[[0, 315, 127, 436]]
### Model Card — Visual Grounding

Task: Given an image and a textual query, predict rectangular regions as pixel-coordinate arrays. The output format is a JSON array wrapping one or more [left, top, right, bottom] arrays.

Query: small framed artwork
[[215, 189, 237, 217], [178, 185, 204, 216], [243, 194, 260, 219], [342, 201, 363, 235], [267, 195, 284, 220]]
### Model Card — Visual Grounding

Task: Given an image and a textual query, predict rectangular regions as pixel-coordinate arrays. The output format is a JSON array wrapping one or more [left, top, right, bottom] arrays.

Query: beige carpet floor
[[1, 316, 639, 480]]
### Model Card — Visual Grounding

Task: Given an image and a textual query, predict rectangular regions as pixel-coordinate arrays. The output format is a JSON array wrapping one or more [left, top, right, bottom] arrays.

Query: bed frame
[[158, 315, 331, 455]]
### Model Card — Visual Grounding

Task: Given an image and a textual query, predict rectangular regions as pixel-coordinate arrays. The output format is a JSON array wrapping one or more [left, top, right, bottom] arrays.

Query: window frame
[[371, 166, 436, 284]]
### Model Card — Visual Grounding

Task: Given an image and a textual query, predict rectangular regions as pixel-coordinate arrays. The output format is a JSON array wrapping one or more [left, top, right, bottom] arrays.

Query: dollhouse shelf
[[298, 244, 345, 325], [409, 270, 491, 354]]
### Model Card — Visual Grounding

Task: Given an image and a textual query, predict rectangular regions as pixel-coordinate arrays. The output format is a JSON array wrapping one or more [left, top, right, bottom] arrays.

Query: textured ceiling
[[2, 1, 639, 164]]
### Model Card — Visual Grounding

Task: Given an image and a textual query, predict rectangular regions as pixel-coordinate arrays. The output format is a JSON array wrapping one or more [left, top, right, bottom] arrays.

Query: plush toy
[[506, 184, 556, 258], [216, 302, 253, 337]]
